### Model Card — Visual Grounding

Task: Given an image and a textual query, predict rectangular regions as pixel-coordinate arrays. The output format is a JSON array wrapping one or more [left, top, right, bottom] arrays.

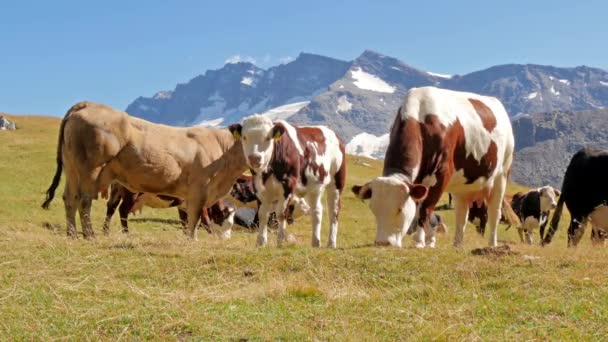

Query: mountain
[[126, 53, 351, 126], [511, 108, 608, 187], [125, 50, 608, 186]]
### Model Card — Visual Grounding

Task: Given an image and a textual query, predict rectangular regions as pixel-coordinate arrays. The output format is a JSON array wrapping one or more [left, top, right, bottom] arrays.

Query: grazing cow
[[229, 115, 346, 248], [41, 102, 247, 239], [509, 186, 560, 244], [543, 148, 608, 247], [103, 183, 235, 239], [352, 87, 516, 248]]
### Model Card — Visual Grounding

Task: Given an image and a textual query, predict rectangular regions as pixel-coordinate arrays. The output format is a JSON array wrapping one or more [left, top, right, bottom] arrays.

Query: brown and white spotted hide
[[353, 87, 515, 248], [229, 115, 346, 248]]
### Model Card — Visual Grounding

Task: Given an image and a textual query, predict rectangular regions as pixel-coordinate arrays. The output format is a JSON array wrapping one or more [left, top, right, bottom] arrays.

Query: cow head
[[537, 186, 561, 211], [352, 176, 428, 247], [229, 115, 283, 173]]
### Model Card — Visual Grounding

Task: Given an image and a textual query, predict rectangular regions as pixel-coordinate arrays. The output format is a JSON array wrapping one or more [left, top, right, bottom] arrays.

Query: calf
[[229, 115, 346, 248], [468, 197, 518, 236], [543, 148, 608, 247], [230, 174, 296, 229], [509, 186, 560, 244], [353, 87, 516, 248], [103, 183, 235, 239]]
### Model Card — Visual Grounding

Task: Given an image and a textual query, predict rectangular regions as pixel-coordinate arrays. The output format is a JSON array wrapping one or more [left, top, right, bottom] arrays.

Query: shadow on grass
[[129, 218, 183, 225]]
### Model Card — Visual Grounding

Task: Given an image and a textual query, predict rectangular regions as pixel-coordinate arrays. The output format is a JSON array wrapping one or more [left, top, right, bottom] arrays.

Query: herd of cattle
[[41, 86, 608, 248]]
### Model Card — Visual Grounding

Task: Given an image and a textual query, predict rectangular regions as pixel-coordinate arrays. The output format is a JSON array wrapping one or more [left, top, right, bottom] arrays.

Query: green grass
[[1, 115, 608, 340]]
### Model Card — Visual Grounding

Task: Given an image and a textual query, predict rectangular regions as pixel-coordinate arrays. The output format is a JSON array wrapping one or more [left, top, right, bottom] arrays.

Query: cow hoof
[[256, 236, 268, 247], [327, 241, 337, 249], [427, 241, 436, 248], [414, 242, 425, 249], [312, 238, 321, 248]]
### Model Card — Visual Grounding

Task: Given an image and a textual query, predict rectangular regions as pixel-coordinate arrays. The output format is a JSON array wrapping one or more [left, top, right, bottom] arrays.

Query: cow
[[543, 148, 608, 247], [103, 183, 235, 239], [41, 101, 247, 240], [228, 115, 346, 248], [352, 86, 516, 248], [230, 174, 296, 229], [468, 196, 518, 236], [508, 186, 560, 244]]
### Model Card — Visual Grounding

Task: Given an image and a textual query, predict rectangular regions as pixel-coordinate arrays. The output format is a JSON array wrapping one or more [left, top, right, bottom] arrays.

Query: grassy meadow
[[1, 115, 608, 340]]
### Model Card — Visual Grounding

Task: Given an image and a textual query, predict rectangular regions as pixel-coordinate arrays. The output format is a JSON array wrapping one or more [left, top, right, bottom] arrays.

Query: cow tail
[[41, 102, 84, 209], [543, 195, 565, 246]]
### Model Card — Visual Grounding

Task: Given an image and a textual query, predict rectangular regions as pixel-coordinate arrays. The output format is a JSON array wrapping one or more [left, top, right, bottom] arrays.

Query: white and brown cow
[[353, 86, 515, 248], [229, 115, 346, 248], [510, 186, 560, 244]]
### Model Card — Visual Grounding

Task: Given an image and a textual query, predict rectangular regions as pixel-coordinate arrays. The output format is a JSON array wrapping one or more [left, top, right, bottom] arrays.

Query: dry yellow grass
[[1, 115, 607, 340]]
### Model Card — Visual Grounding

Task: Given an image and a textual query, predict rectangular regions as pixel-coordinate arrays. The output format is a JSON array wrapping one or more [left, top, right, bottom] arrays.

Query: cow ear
[[228, 124, 242, 141], [554, 189, 561, 197], [352, 183, 372, 200], [408, 183, 428, 203], [271, 123, 285, 141]]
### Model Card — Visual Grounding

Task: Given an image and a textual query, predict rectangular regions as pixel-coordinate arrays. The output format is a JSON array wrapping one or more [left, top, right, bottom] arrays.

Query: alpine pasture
[[1, 115, 607, 340]]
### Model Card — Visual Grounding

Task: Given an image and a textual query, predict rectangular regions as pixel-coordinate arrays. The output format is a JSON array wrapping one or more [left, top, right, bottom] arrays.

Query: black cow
[[543, 148, 608, 247]]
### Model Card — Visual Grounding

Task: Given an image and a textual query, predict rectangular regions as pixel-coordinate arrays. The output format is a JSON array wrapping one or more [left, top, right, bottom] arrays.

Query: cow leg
[[185, 203, 203, 241], [275, 200, 291, 246], [256, 202, 271, 247], [452, 195, 469, 247], [539, 213, 549, 242], [517, 227, 525, 243], [479, 212, 487, 236], [307, 190, 324, 248], [326, 184, 340, 248], [103, 196, 120, 235], [118, 199, 132, 234], [78, 192, 94, 239], [178, 208, 188, 231], [486, 175, 508, 247], [62, 180, 78, 238]]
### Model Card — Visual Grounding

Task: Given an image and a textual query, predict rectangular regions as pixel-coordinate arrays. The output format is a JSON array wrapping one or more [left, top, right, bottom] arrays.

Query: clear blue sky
[[1, 0, 606, 116]]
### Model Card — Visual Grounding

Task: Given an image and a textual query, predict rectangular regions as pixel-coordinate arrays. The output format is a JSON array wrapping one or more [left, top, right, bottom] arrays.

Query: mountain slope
[[126, 53, 351, 126], [511, 108, 608, 187]]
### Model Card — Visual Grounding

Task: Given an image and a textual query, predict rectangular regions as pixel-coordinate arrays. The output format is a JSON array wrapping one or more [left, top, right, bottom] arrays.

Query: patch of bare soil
[[471, 244, 519, 256]]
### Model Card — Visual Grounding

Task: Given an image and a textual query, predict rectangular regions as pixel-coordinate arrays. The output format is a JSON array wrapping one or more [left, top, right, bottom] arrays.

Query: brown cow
[[41, 101, 247, 240], [103, 183, 235, 239]]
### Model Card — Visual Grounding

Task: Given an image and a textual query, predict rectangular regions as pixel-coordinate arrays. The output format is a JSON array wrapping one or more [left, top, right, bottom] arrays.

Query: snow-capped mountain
[[126, 53, 351, 126]]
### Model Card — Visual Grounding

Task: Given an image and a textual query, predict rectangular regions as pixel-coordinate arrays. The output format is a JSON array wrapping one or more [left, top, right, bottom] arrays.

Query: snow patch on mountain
[[346, 132, 390, 159], [350, 67, 395, 93], [336, 95, 352, 113], [241, 77, 253, 86], [427, 71, 453, 79], [600, 81, 608, 86], [153, 91, 173, 100], [260, 101, 310, 121], [558, 79, 570, 85], [527, 92, 538, 100]]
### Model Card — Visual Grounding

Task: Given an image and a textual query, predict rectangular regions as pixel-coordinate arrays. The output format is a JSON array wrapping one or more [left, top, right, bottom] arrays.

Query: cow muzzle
[[248, 155, 263, 169]]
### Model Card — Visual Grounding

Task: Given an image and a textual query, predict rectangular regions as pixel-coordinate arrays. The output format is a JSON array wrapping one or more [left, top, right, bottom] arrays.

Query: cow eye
[[397, 208, 402, 214], [243, 136, 248, 141], [266, 136, 271, 142]]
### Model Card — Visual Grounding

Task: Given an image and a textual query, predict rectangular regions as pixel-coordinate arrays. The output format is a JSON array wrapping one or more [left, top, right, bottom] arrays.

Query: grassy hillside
[[1, 115, 607, 340]]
